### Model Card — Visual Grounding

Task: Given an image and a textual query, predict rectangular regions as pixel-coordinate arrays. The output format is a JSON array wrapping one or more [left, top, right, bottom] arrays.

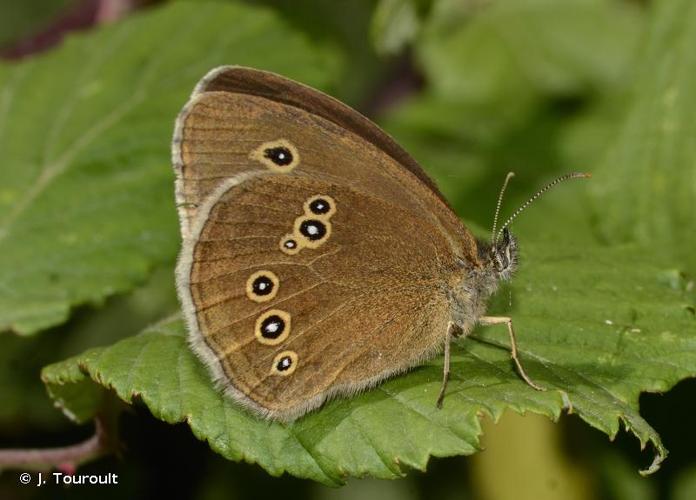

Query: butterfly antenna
[[491, 172, 515, 243], [496, 172, 591, 239]]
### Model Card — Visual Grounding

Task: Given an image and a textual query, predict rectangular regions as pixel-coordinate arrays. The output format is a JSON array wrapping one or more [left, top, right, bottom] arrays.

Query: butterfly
[[172, 66, 588, 421]]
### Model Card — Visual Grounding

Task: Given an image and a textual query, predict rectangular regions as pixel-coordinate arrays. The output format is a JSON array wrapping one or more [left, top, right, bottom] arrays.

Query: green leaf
[[589, 0, 696, 269], [0, 266, 178, 428], [417, 0, 643, 105], [371, 0, 423, 56], [378, 0, 645, 231], [0, 1, 341, 335], [42, 225, 696, 484]]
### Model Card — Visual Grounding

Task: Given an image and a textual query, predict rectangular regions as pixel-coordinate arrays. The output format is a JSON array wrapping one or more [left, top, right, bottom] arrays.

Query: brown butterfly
[[172, 66, 588, 421]]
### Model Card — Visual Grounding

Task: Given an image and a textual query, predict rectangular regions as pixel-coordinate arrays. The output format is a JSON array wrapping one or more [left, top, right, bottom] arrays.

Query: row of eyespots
[[249, 139, 300, 173], [244, 272, 297, 375], [280, 194, 337, 255], [245, 143, 320, 377], [254, 310, 297, 376]]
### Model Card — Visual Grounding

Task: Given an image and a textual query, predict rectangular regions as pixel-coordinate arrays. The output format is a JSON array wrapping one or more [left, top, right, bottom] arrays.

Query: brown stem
[[0, 418, 110, 472]]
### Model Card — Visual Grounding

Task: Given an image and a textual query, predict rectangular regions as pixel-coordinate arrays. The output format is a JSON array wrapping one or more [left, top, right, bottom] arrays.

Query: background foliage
[[1, 0, 695, 499]]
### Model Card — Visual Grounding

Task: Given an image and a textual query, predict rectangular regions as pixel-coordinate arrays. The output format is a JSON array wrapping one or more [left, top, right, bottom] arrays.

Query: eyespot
[[300, 219, 326, 240], [254, 309, 291, 345], [271, 351, 298, 376], [245, 270, 279, 303], [264, 147, 293, 166], [279, 234, 302, 255], [249, 140, 299, 173], [294, 216, 331, 249], [303, 194, 336, 218]]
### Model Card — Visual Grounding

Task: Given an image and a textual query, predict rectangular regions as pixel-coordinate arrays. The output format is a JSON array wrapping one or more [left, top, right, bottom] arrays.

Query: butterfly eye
[[246, 270, 279, 303], [250, 140, 300, 172], [271, 351, 298, 376], [255, 309, 291, 345]]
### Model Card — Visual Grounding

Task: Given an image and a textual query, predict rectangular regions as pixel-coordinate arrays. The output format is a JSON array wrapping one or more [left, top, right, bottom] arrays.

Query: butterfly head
[[484, 171, 591, 281], [489, 227, 517, 281]]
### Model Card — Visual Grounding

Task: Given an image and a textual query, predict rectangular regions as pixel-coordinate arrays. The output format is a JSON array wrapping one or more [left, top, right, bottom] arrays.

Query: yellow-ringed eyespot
[[303, 194, 336, 219], [254, 309, 291, 345], [249, 139, 300, 173], [271, 351, 298, 376], [293, 216, 331, 249], [279, 234, 302, 255], [245, 270, 279, 303]]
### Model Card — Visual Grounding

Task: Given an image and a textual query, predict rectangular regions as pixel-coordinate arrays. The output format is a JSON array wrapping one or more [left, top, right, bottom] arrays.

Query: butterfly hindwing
[[177, 173, 454, 420]]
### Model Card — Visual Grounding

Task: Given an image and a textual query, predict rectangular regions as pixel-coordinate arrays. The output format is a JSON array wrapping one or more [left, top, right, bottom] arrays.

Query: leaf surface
[[589, 0, 696, 270], [0, 1, 340, 334], [417, 0, 643, 104]]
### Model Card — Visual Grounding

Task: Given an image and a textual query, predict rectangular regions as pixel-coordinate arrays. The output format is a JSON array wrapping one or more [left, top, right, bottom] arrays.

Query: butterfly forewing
[[183, 66, 447, 204], [173, 67, 477, 263]]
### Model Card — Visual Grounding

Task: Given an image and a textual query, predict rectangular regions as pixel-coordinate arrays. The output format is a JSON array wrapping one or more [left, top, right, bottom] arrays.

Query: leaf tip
[[639, 446, 667, 476]]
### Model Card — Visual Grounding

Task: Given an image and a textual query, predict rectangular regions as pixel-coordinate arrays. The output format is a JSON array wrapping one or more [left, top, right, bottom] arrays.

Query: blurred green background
[[0, 0, 695, 499]]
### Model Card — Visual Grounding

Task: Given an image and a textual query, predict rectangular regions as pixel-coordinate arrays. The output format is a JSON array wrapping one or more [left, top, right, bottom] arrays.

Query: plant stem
[[0, 418, 110, 472]]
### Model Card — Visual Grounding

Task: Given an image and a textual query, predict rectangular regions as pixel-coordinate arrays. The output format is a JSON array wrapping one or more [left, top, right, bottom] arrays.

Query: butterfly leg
[[479, 316, 546, 391], [436, 323, 456, 409]]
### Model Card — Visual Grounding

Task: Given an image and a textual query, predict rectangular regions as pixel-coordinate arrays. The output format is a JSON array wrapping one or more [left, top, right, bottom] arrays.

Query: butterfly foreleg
[[479, 316, 546, 391]]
